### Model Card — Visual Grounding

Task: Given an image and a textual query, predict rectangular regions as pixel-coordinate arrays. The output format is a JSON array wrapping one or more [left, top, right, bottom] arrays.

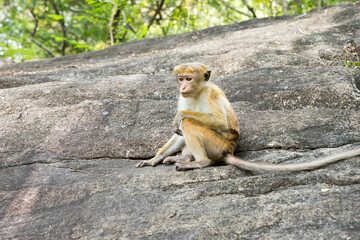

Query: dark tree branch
[[126, 23, 137, 34], [241, 0, 257, 18], [147, 0, 165, 29], [29, 36, 55, 57], [108, 3, 123, 45], [69, 7, 108, 20], [216, 0, 253, 18], [52, 0, 67, 56], [28, 1, 55, 57], [119, 29, 127, 42], [29, 2, 38, 36]]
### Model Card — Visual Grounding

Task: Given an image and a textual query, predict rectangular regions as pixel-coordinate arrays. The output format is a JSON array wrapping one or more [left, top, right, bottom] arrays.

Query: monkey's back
[[208, 83, 240, 141]]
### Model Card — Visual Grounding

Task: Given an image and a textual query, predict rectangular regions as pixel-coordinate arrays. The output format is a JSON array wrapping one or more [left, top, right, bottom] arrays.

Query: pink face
[[177, 73, 197, 97]]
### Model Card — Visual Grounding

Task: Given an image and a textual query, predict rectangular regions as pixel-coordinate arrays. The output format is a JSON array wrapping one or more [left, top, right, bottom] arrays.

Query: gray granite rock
[[1, 2, 359, 239]]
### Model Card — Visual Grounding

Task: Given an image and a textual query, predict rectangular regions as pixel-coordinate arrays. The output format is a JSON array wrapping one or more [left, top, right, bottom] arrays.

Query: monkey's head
[[173, 63, 211, 98]]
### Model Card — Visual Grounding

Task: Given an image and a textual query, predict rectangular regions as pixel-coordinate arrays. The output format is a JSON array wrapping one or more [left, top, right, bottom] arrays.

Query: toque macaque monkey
[[136, 63, 360, 172]]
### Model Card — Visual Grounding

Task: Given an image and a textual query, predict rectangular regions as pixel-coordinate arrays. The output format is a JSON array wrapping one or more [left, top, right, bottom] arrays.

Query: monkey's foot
[[164, 155, 194, 164], [136, 157, 164, 168], [175, 161, 211, 171], [135, 160, 157, 168]]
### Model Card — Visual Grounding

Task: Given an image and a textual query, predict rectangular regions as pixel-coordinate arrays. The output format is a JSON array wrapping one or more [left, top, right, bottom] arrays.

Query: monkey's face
[[177, 73, 202, 98]]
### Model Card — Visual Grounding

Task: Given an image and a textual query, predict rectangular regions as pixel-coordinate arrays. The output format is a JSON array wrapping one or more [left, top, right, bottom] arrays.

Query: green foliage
[[346, 61, 360, 68], [47, 14, 64, 21], [0, 0, 357, 61]]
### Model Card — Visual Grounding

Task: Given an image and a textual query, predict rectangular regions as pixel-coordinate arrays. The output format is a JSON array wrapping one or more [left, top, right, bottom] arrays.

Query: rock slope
[[1, 2, 360, 239]]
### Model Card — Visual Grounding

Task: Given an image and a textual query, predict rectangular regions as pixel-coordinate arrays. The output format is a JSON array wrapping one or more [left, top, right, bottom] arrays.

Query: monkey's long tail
[[223, 148, 360, 173]]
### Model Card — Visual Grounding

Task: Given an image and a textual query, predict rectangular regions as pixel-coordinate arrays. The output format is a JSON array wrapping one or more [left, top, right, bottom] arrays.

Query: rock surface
[[1, 2, 360, 239]]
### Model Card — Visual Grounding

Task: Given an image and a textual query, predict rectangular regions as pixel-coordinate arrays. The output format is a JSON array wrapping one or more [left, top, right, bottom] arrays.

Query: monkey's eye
[[178, 77, 184, 81], [186, 78, 192, 81]]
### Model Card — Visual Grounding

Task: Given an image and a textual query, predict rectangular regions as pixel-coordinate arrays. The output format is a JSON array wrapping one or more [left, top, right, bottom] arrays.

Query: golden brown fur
[[136, 63, 360, 172]]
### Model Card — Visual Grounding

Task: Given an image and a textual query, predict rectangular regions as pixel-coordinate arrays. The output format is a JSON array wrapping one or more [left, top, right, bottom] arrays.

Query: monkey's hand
[[172, 111, 186, 134]]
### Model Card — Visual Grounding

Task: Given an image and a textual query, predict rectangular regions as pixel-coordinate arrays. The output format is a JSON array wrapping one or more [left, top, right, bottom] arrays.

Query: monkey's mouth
[[181, 92, 192, 97]]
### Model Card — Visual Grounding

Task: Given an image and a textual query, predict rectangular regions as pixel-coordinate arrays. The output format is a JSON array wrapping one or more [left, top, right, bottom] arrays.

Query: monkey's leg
[[164, 145, 195, 164], [175, 118, 229, 171], [163, 154, 194, 164], [136, 134, 184, 168]]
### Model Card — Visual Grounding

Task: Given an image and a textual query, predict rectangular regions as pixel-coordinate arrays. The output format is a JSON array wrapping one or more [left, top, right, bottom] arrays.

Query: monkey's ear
[[204, 70, 211, 81]]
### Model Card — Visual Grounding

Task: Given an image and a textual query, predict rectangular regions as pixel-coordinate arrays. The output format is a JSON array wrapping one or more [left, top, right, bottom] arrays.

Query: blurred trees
[[0, 0, 355, 61]]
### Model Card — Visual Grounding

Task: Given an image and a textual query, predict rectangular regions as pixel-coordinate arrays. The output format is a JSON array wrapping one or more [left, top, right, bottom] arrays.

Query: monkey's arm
[[136, 134, 185, 168], [173, 111, 228, 132]]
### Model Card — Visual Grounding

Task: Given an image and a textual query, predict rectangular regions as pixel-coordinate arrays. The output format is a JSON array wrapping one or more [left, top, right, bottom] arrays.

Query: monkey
[[135, 62, 360, 173]]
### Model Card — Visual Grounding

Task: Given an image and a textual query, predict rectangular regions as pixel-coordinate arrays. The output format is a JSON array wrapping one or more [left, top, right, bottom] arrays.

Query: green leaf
[[47, 14, 64, 21], [53, 36, 66, 42]]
